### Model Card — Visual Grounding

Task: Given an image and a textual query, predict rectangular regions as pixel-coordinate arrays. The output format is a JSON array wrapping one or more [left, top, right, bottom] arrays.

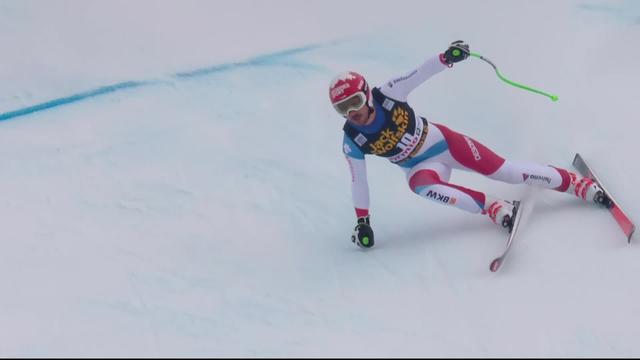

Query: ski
[[572, 153, 635, 242], [490, 200, 523, 272]]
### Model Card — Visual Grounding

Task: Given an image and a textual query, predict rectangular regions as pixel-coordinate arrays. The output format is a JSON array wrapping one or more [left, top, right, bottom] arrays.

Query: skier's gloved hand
[[351, 215, 374, 248], [442, 40, 470, 66]]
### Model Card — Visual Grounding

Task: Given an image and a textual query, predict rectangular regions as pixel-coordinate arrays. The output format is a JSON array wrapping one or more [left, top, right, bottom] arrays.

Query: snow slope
[[0, 0, 639, 357]]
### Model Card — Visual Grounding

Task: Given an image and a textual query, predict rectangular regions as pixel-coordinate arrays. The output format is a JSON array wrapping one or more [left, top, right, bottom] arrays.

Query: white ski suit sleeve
[[379, 53, 449, 101], [343, 134, 370, 217]]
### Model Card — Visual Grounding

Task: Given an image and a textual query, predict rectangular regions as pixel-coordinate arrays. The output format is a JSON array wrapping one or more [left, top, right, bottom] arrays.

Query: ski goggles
[[332, 92, 367, 115]]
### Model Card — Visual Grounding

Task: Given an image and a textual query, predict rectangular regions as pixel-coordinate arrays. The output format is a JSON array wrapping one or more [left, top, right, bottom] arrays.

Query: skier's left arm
[[380, 40, 470, 102]]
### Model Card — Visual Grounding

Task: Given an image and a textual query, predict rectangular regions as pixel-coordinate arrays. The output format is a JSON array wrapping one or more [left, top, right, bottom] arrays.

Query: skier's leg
[[405, 161, 515, 229], [430, 122, 604, 203], [406, 161, 482, 213], [428, 122, 506, 176], [491, 161, 605, 203]]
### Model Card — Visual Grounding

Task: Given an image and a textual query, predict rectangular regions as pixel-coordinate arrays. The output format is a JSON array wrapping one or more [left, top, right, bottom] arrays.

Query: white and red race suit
[[342, 54, 574, 218]]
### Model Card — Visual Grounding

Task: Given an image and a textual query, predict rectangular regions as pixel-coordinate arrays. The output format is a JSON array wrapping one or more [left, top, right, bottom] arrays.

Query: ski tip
[[572, 153, 582, 167], [628, 227, 635, 244], [490, 258, 502, 272]]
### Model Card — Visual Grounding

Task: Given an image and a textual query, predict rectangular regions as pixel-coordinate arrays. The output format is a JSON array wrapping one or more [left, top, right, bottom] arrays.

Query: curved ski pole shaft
[[470, 52, 558, 102]]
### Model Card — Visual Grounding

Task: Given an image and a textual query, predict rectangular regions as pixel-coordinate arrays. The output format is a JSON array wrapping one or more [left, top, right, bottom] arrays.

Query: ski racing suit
[[342, 54, 575, 219]]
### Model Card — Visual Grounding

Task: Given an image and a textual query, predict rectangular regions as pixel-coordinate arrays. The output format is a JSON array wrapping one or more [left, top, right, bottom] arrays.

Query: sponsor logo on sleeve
[[392, 70, 418, 85]]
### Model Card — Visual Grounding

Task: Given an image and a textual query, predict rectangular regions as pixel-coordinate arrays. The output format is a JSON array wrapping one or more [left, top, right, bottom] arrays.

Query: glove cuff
[[439, 53, 453, 68], [357, 215, 370, 225]]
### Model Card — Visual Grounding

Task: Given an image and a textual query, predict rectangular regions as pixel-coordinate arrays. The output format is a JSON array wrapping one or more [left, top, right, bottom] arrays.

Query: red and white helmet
[[329, 71, 372, 116]]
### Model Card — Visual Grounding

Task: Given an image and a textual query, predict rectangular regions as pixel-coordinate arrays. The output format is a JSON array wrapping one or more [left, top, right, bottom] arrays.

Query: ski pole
[[467, 51, 559, 102]]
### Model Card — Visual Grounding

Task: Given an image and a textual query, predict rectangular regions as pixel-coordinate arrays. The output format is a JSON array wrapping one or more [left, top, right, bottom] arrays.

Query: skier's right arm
[[343, 135, 375, 248], [343, 135, 369, 218]]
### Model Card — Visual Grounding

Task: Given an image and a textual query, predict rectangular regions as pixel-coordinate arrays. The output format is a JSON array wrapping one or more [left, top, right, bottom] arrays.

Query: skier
[[329, 40, 609, 248]]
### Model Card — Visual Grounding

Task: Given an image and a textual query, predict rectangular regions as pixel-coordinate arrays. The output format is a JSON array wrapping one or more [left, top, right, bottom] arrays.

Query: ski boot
[[566, 172, 612, 208], [485, 200, 517, 232]]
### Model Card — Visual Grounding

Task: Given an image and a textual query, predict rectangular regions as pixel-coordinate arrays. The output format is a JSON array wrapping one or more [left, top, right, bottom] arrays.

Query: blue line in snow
[[0, 43, 327, 122], [0, 81, 151, 122], [174, 44, 324, 78]]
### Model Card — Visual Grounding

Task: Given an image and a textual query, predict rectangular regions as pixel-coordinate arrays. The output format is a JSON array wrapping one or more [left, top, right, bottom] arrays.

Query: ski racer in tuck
[[329, 40, 609, 248]]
